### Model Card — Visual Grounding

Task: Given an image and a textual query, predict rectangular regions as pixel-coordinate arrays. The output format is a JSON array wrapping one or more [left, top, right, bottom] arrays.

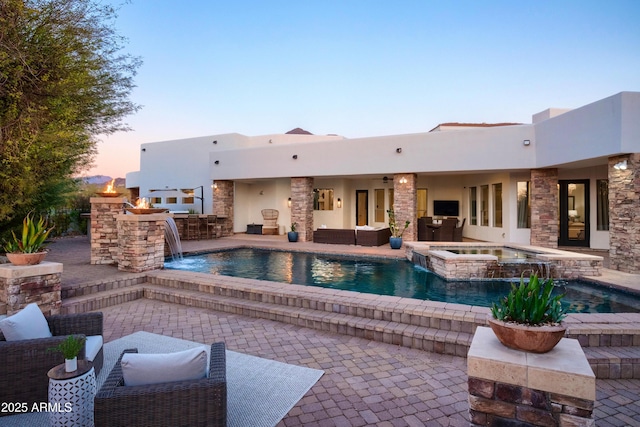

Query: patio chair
[[453, 218, 466, 242], [433, 218, 457, 241], [94, 342, 227, 427], [417, 217, 434, 241], [261, 209, 279, 235], [187, 214, 200, 240], [206, 215, 218, 239], [0, 310, 104, 414]]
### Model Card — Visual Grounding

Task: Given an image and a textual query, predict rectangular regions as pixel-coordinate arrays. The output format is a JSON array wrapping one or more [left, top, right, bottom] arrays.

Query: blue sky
[[92, 0, 640, 178]]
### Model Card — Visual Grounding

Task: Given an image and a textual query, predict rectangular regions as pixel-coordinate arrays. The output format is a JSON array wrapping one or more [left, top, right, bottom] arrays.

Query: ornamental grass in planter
[[488, 273, 568, 353]]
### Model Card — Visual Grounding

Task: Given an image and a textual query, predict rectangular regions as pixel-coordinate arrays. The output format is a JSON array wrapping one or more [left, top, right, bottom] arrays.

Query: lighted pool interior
[[164, 248, 640, 314], [442, 246, 540, 261]]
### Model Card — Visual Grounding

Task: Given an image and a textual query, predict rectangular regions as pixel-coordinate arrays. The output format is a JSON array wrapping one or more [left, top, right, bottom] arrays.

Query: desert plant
[[2, 213, 54, 254], [491, 274, 567, 326], [51, 335, 86, 360], [290, 222, 297, 232], [387, 209, 410, 238]]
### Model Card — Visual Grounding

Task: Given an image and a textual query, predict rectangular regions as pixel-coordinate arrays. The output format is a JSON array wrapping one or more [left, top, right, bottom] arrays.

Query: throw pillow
[[0, 303, 53, 341], [121, 346, 208, 386]]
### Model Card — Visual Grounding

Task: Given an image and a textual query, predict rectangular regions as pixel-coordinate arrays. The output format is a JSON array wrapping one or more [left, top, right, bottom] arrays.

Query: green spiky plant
[[2, 213, 54, 254], [491, 274, 567, 326], [387, 209, 410, 238]]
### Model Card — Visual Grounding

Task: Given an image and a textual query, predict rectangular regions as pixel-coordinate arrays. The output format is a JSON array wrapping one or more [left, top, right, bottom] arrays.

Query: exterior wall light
[[212, 182, 217, 189], [337, 198, 342, 208], [614, 160, 628, 170], [523, 140, 531, 146], [292, 154, 298, 159], [214, 160, 219, 165], [399, 177, 408, 184], [141, 148, 146, 152], [396, 148, 402, 153], [212, 140, 217, 144], [287, 197, 292, 208]]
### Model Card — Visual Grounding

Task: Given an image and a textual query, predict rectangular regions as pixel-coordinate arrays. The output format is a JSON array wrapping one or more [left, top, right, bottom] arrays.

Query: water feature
[[164, 217, 183, 261], [164, 248, 640, 314]]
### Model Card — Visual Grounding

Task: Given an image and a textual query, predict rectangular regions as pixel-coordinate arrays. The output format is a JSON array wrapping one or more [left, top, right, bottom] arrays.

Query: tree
[[0, 0, 140, 233]]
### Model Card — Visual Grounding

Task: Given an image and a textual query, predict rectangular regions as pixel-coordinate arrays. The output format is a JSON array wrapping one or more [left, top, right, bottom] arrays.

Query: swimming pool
[[164, 248, 640, 314]]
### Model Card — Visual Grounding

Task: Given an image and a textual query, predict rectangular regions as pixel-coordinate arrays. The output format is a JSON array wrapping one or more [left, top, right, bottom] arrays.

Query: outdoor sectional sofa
[[313, 227, 391, 246]]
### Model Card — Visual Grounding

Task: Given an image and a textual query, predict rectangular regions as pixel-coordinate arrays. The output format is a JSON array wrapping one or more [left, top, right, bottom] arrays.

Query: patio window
[[469, 187, 477, 225], [166, 197, 177, 204], [597, 179, 609, 230], [493, 183, 502, 228], [313, 189, 334, 210], [517, 181, 531, 228], [374, 189, 385, 222], [388, 189, 394, 211], [417, 188, 428, 218], [481, 185, 489, 226]]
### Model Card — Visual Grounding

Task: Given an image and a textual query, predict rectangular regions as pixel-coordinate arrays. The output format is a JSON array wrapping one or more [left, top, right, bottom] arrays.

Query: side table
[[247, 223, 263, 234], [48, 359, 96, 427]]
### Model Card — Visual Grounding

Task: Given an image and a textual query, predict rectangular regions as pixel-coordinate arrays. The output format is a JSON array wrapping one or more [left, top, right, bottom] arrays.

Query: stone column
[[90, 197, 125, 265], [468, 327, 595, 427], [0, 262, 63, 316], [213, 180, 234, 237], [291, 177, 314, 242], [609, 154, 640, 274], [530, 169, 558, 248], [393, 173, 417, 241], [117, 213, 166, 272]]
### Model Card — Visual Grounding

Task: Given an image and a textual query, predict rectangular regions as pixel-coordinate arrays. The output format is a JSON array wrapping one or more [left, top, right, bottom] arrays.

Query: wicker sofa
[[356, 227, 391, 246], [0, 311, 104, 413], [94, 342, 227, 427], [313, 228, 356, 245]]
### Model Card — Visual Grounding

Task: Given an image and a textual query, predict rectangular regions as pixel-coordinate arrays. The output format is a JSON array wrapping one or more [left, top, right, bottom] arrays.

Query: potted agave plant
[[51, 335, 86, 373], [2, 213, 54, 266], [387, 209, 410, 249], [488, 273, 567, 353], [288, 222, 299, 242]]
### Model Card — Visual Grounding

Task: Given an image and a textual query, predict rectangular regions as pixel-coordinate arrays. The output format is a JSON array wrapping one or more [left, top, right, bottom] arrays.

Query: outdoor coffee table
[[48, 359, 96, 427]]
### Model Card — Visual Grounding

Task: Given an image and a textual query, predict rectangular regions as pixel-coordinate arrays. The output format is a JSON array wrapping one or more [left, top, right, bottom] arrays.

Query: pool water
[[444, 247, 539, 261], [164, 248, 640, 314]]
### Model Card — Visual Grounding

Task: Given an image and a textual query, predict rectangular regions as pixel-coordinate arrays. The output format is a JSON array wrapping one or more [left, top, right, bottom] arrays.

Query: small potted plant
[[52, 335, 86, 372], [387, 209, 410, 249], [2, 213, 54, 265], [488, 273, 567, 353], [288, 222, 299, 242]]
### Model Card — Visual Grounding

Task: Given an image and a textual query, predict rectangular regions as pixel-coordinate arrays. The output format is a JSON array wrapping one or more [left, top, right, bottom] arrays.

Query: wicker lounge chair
[[94, 342, 227, 427], [0, 311, 104, 413]]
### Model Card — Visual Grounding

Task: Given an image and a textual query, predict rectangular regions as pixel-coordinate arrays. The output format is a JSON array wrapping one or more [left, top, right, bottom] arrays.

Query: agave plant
[[387, 209, 410, 238], [2, 213, 54, 254], [491, 274, 567, 326]]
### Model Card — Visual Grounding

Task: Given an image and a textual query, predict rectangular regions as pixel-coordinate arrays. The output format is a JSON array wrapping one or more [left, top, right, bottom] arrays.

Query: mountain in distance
[[80, 175, 125, 187]]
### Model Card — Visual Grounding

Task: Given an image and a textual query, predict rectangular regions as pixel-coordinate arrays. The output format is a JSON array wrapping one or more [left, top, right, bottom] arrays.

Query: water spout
[[164, 217, 183, 261]]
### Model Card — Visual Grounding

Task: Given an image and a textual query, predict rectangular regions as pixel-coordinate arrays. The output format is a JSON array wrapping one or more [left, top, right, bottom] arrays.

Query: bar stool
[[206, 215, 218, 239], [187, 215, 200, 240]]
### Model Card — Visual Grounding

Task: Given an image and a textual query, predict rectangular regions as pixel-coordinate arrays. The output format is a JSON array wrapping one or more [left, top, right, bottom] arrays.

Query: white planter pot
[[65, 357, 78, 373]]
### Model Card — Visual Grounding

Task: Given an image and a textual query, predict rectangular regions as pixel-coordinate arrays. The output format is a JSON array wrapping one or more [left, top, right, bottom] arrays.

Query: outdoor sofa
[[313, 227, 391, 246], [94, 342, 227, 427]]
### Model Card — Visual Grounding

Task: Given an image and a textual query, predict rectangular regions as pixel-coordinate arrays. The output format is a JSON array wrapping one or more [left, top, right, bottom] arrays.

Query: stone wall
[[213, 180, 234, 236], [608, 154, 640, 274], [291, 177, 314, 242], [117, 214, 166, 272], [393, 173, 417, 241], [0, 262, 63, 315], [90, 197, 125, 265], [530, 169, 559, 248]]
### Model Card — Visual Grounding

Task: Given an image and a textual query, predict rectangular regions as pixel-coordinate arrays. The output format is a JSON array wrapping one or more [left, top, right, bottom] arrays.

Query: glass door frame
[[558, 179, 590, 247], [356, 190, 369, 226]]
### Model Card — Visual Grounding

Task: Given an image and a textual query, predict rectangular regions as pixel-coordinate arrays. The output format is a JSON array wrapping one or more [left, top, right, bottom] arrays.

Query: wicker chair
[[95, 342, 227, 427], [261, 209, 279, 235], [433, 218, 458, 241], [453, 218, 466, 242], [0, 311, 104, 414]]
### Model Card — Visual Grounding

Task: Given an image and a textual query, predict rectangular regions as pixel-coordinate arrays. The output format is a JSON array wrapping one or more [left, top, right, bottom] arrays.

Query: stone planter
[[487, 317, 566, 353], [6, 251, 48, 266], [389, 237, 403, 249]]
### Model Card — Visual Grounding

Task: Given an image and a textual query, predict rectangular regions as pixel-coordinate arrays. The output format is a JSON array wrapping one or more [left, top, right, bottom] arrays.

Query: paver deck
[[47, 235, 640, 426]]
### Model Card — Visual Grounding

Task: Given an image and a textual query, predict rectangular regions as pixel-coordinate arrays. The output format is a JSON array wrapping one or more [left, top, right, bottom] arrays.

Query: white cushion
[[0, 303, 52, 341], [85, 335, 103, 362], [121, 346, 208, 387]]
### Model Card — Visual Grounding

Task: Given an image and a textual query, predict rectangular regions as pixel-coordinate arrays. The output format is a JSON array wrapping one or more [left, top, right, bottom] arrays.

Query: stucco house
[[126, 91, 640, 274]]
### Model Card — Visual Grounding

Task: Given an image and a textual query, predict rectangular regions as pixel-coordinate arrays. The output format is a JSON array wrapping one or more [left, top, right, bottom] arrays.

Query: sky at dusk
[[88, 0, 640, 179]]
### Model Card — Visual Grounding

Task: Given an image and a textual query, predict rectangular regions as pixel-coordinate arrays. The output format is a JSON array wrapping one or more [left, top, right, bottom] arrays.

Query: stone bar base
[[117, 213, 167, 272], [468, 327, 595, 427], [90, 197, 126, 265], [0, 262, 63, 315]]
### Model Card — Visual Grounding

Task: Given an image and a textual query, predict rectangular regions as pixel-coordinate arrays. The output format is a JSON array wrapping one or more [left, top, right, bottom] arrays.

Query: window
[[374, 189, 385, 222], [469, 187, 477, 225], [597, 179, 609, 230], [166, 197, 177, 204], [492, 183, 502, 228], [313, 189, 334, 210], [150, 197, 162, 205], [517, 181, 531, 228], [481, 185, 489, 226], [388, 189, 394, 211], [417, 189, 428, 218]]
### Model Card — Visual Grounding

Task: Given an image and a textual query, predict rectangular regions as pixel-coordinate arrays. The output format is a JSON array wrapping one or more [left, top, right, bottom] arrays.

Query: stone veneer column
[[468, 327, 595, 427], [608, 154, 640, 274], [393, 173, 417, 241], [90, 197, 125, 265], [0, 262, 63, 315], [213, 180, 234, 237], [117, 213, 166, 272], [530, 169, 558, 248], [291, 177, 314, 242]]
